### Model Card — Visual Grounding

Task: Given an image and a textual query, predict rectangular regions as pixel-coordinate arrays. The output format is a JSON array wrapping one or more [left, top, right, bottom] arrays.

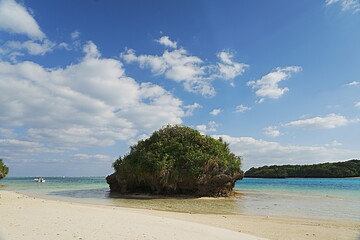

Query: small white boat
[[34, 177, 46, 183]]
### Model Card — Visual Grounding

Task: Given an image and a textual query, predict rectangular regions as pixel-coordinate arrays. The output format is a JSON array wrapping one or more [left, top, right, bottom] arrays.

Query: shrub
[[0, 159, 9, 180]]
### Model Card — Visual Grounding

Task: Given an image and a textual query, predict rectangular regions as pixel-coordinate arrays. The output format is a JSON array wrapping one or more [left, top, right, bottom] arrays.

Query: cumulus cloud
[[212, 134, 360, 170], [283, 113, 354, 129], [326, 0, 360, 13], [83, 40, 101, 59], [0, 41, 184, 149], [27, 127, 135, 148], [122, 47, 214, 96], [156, 36, 177, 48], [196, 121, 219, 133], [72, 153, 113, 163], [347, 81, 360, 86], [184, 103, 202, 116], [325, 140, 343, 147], [0, 0, 45, 39], [0, 128, 16, 138], [235, 104, 251, 113], [2, 39, 56, 56], [247, 66, 302, 102], [215, 51, 249, 80], [122, 36, 248, 97], [0, 139, 58, 161], [210, 108, 222, 116], [127, 133, 150, 146], [355, 102, 360, 108], [196, 125, 207, 132], [71, 30, 80, 40], [0, 0, 57, 61], [263, 126, 281, 137]]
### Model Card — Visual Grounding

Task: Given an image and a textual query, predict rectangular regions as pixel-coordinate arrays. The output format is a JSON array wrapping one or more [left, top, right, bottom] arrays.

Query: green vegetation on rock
[[107, 125, 243, 197], [0, 159, 9, 180], [245, 159, 360, 178]]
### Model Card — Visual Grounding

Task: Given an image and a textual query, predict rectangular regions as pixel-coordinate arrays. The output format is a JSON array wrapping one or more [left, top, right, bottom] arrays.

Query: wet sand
[[0, 190, 359, 240]]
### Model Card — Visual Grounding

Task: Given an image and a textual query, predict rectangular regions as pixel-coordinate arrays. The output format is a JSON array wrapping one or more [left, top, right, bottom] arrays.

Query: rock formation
[[106, 125, 243, 197]]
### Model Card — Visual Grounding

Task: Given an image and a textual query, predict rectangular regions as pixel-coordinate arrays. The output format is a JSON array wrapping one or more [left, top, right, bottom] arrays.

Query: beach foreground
[[0, 191, 359, 240]]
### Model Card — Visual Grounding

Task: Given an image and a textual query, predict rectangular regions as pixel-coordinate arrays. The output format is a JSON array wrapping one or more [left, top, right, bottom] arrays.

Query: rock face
[[106, 170, 243, 197], [106, 125, 244, 197]]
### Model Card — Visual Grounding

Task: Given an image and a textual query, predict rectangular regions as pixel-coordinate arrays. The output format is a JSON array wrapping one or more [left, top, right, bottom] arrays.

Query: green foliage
[[112, 125, 242, 193], [245, 160, 360, 178], [0, 159, 9, 180]]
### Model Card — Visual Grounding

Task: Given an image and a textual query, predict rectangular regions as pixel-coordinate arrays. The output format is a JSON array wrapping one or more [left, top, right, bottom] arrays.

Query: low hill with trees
[[106, 125, 243, 197], [244, 159, 360, 178], [0, 159, 9, 180]]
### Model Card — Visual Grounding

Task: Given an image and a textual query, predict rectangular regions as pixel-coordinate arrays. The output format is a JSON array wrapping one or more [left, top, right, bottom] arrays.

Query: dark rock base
[[106, 171, 243, 197]]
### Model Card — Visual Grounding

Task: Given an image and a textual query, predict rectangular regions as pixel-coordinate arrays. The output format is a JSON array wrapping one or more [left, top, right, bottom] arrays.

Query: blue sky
[[0, 0, 359, 177]]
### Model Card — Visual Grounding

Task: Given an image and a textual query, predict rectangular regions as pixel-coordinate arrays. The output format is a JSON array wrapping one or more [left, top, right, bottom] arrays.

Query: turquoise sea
[[1, 177, 359, 222]]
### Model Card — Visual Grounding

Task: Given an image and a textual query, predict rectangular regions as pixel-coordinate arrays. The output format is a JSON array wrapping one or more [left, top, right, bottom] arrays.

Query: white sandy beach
[[0, 190, 359, 240]]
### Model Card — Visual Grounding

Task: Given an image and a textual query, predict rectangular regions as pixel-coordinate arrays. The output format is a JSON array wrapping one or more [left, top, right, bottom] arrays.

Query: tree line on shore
[[244, 159, 360, 178], [0, 159, 9, 180]]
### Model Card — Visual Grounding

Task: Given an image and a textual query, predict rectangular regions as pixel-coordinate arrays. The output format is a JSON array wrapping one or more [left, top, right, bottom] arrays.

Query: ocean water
[[1, 177, 359, 222]]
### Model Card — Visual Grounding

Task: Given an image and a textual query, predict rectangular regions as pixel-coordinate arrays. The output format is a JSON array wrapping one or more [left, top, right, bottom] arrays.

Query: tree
[[244, 159, 360, 178], [107, 125, 243, 197], [0, 159, 9, 180]]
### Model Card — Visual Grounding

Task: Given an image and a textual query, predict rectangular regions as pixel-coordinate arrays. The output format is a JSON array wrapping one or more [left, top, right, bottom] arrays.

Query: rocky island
[[107, 125, 243, 197]]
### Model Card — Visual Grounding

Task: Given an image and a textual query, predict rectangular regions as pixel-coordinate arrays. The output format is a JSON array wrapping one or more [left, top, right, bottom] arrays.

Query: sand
[[0, 190, 359, 240]]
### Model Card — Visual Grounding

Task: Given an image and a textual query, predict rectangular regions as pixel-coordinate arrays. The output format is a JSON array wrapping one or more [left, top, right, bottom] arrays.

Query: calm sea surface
[[1, 177, 359, 222]]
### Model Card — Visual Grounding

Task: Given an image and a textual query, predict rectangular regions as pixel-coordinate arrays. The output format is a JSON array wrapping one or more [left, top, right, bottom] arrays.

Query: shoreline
[[1, 190, 359, 240]]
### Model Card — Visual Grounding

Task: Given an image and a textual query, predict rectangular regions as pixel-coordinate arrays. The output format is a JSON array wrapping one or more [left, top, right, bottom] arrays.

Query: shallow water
[[1, 177, 359, 222], [238, 178, 360, 221]]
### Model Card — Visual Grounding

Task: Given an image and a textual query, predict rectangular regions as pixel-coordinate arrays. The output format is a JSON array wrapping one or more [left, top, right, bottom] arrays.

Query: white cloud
[[27, 127, 135, 147], [72, 153, 113, 163], [196, 124, 207, 132], [0, 0, 45, 39], [196, 121, 219, 133], [212, 134, 360, 170], [215, 51, 249, 80], [326, 0, 360, 13], [71, 30, 80, 40], [210, 108, 222, 116], [65, 30, 82, 50], [2, 39, 56, 56], [122, 47, 215, 97], [58, 42, 70, 50], [235, 104, 251, 113], [325, 140, 343, 147], [283, 113, 351, 129], [127, 133, 150, 146], [0, 139, 58, 160], [83, 40, 101, 59], [156, 36, 177, 48], [0, 0, 57, 61], [346, 81, 360, 86], [184, 103, 202, 116], [0, 41, 185, 148], [0, 128, 16, 138], [247, 66, 302, 102], [263, 126, 281, 137], [351, 118, 360, 123], [122, 37, 248, 97], [355, 102, 360, 108]]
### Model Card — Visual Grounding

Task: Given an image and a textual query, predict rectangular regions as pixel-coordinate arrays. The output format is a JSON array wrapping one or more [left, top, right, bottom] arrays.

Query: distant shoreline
[[245, 159, 360, 178], [244, 176, 360, 179]]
